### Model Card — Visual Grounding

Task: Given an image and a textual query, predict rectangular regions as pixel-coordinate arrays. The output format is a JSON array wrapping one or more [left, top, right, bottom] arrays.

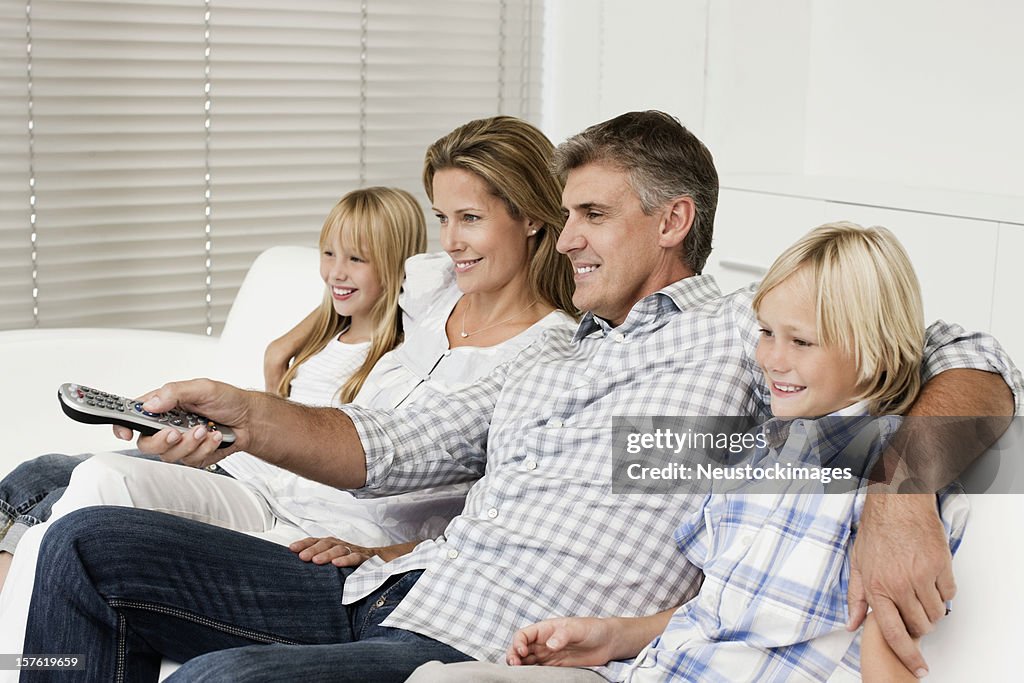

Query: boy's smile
[[755, 267, 866, 418]]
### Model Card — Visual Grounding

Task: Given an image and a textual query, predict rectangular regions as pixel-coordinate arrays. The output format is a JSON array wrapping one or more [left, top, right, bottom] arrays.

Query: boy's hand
[[506, 617, 618, 667], [848, 494, 954, 679]]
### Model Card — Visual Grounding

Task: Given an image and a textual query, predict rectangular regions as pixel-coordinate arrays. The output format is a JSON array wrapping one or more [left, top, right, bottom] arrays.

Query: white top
[[221, 252, 576, 547]]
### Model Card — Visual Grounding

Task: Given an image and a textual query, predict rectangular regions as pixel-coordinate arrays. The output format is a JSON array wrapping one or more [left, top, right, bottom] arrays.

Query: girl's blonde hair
[[752, 222, 925, 416], [277, 187, 427, 403], [423, 116, 579, 318]]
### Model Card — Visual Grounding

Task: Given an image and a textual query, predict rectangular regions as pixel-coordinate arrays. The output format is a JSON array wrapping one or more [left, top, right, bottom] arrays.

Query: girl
[[0, 116, 580, 670], [0, 185, 427, 581]]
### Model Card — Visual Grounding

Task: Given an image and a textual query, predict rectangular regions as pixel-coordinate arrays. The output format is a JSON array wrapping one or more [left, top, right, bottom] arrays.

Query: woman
[[0, 116, 579, 673]]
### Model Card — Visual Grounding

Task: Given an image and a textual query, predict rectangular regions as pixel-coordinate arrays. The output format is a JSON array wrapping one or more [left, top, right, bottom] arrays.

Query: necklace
[[460, 297, 538, 338]]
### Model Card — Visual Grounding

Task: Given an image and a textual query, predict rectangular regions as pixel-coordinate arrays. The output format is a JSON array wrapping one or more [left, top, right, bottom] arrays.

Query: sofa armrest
[[0, 328, 218, 477]]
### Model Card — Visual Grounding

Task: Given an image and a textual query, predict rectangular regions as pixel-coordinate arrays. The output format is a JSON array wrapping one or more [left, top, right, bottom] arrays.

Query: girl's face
[[432, 168, 535, 297], [319, 228, 383, 323], [755, 268, 865, 418]]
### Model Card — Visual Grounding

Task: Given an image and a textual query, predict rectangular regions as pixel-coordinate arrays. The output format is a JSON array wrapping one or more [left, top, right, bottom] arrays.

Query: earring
[[528, 229, 538, 236]]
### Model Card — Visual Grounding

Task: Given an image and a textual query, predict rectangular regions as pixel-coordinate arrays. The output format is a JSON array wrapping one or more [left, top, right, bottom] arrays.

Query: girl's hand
[[264, 308, 320, 392]]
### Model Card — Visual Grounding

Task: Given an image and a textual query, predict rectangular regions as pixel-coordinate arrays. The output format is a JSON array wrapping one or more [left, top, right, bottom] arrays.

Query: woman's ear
[[526, 218, 539, 237]]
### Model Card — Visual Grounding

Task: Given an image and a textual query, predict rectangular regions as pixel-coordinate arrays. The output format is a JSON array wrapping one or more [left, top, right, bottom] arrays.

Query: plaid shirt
[[623, 413, 969, 682], [339, 276, 1018, 667]]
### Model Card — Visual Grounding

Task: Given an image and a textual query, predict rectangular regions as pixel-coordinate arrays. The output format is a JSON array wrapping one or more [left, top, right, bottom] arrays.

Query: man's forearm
[[874, 369, 1013, 491], [245, 390, 368, 488]]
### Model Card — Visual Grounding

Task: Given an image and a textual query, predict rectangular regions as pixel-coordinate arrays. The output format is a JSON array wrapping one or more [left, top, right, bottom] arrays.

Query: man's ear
[[658, 196, 695, 249]]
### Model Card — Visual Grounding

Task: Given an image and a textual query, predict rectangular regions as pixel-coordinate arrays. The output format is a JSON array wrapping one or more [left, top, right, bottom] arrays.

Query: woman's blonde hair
[[423, 116, 579, 318], [752, 222, 925, 416], [277, 187, 427, 402]]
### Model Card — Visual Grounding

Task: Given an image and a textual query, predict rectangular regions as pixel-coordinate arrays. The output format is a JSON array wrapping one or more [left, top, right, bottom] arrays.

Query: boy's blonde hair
[[752, 222, 925, 416], [277, 187, 427, 403]]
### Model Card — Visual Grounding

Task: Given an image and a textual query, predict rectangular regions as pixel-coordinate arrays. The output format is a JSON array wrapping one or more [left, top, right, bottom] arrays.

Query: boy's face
[[755, 268, 865, 418]]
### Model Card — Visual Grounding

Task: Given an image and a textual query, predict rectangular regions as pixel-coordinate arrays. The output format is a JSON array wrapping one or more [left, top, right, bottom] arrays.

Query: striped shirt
[[338, 276, 1019, 667], [624, 412, 968, 682]]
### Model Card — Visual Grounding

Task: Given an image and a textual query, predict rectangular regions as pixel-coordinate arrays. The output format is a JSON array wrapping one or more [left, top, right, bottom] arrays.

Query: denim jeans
[[0, 450, 152, 554], [22, 507, 472, 683]]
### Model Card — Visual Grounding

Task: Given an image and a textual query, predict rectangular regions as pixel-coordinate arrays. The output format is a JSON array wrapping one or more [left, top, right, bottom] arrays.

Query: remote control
[[57, 383, 236, 449]]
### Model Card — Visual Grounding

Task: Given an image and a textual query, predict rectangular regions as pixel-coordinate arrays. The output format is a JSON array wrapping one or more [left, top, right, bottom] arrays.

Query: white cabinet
[[711, 178, 1014, 353], [992, 224, 1024, 367], [705, 189, 826, 294], [821, 203, 998, 335]]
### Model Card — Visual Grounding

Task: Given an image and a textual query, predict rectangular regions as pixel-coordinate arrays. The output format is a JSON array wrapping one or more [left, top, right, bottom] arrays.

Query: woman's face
[[432, 168, 535, 297]]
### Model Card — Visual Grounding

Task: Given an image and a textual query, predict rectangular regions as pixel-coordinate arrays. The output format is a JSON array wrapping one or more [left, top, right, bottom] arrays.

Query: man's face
[[557, 163, 676, 326]]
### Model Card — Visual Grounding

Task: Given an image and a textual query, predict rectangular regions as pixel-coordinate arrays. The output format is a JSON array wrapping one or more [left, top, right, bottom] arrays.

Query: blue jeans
[[0, 450, 152, 554], [22, 507, 472, 682]]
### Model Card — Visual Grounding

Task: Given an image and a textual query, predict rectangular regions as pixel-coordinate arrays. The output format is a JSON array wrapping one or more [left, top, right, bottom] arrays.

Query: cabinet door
[[822, 203, 997, 334], [705, 189, 827, 294], [991, 224, 1024, 368]]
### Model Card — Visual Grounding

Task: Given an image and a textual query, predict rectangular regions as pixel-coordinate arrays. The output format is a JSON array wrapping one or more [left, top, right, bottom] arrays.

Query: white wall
[[542, 0, 707, 145], [543, 0, 1024, 188], [803, 0, 1024, 196], [543, 3, 1024, 681]]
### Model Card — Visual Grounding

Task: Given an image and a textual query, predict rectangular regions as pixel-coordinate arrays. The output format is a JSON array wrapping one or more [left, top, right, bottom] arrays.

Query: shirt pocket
[[700, 494, 853, 648]]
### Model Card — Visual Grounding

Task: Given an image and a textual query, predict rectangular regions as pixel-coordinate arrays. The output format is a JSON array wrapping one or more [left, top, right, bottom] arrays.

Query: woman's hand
[[264, 308, 320, 392], [289, 537, 422, 567]]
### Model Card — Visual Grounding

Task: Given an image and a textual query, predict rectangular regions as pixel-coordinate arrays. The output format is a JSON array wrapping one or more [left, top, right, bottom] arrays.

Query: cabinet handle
[[718, 259, 768, 277]]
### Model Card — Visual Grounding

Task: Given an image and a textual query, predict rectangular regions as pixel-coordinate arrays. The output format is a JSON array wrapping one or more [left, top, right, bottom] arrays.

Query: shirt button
[[487, 508, 498, 519], [525, 459, 538, 471], [612, 331, 626, 343], [549, 418, 563, 428], [447, 548, 459, 560]]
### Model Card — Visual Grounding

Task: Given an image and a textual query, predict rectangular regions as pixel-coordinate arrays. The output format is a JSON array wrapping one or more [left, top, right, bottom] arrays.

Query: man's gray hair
[[552, 111, 718, 274]]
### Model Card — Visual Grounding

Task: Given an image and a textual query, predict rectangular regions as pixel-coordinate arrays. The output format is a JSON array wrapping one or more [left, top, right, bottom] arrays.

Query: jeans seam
[[116, 612, 127, 683], [108, 599, 306, 647], [0, 499, 18, 522]]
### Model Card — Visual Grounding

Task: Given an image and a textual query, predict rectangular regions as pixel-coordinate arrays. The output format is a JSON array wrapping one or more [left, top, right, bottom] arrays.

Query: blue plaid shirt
[[338, 278, 1015, 669], [622, 411, 969, 682]]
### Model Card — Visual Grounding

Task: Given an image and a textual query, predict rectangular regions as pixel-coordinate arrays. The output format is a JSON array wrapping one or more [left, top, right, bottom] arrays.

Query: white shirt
[[221, 252, 576, 546]]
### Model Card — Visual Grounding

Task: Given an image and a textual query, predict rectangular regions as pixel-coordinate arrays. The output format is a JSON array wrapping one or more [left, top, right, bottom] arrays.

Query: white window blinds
[[0, 0, 542, 334]]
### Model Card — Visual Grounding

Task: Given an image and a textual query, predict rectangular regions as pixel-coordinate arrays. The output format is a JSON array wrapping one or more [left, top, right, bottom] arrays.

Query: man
[[21, 112, 1018, 682]]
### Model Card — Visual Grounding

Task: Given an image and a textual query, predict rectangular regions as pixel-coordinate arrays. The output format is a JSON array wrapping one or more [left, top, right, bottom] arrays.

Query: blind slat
[[1, 0, 543, 334]]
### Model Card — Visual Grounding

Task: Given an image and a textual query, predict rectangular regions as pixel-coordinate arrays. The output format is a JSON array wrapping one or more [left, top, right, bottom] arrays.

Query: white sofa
[[0, 245, 1019, 681], [0, 246, 323, 474]]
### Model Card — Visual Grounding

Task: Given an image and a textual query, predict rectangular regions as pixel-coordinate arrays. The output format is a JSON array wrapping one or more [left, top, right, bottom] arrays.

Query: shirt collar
[[760, 400, 872, 450], [571, 273, 722, 343]]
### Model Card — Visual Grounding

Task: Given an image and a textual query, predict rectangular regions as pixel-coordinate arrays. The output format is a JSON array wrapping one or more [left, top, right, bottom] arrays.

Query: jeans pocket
[[355, 570, 423, 639]]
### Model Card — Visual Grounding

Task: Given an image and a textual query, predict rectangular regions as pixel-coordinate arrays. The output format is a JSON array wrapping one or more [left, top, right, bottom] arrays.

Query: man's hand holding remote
[[114, 379, 250, 469], [113, 378, 369, 488]]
